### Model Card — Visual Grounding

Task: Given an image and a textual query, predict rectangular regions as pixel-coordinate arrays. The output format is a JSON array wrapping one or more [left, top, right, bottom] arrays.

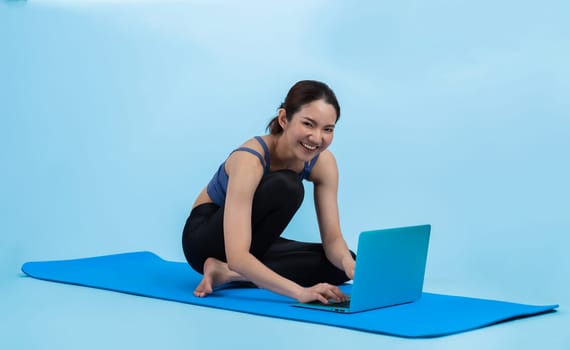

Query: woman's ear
[[277, 108, 288, 129]]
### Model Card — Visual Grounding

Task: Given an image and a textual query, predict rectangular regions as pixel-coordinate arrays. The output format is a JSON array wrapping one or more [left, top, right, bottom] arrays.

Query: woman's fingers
[[316, 293, 329, 304], [326, 283, 347, 301], [314, 283, 347, 303], [299, 283, 348, 304]]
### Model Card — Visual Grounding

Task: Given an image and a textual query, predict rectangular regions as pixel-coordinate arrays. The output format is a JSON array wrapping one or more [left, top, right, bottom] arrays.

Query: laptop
[[294, 224, 431, 313]]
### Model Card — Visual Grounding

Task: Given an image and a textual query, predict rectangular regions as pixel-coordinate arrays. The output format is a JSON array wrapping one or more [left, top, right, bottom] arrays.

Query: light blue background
[[1, 1, 568, 349]]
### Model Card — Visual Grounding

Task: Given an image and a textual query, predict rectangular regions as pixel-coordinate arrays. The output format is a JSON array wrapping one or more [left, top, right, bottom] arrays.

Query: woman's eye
[[303, 121, 312, 127]]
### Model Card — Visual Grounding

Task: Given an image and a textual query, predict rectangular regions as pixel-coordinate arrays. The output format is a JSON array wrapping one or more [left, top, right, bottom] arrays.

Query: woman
[[182, 80, 356, 304]]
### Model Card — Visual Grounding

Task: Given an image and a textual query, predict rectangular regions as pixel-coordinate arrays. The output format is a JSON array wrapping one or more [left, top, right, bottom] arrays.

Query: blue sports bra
[[206, 136, 319, 207]]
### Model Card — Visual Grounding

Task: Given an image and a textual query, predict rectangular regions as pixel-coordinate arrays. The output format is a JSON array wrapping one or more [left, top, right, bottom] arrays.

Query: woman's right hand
[[296, 283, 348, 304]]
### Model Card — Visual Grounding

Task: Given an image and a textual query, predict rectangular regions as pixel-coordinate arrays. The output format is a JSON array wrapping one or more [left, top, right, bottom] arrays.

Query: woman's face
[[279, 99, 337, 162]]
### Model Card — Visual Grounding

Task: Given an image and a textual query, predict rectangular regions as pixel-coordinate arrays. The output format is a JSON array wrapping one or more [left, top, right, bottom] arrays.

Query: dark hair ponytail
[[267, 80, 340, 135]]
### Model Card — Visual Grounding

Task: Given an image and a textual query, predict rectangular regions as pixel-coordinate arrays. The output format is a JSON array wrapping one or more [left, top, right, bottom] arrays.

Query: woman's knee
[[255, 170, 304, 207]]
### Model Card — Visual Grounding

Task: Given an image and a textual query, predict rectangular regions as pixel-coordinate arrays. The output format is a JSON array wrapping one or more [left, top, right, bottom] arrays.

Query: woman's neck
[[267, 134, 303, 171]]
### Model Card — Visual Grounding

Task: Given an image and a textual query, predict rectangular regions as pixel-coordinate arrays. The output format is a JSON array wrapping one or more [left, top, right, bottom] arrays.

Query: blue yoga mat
[[21, 251, 557, 338]]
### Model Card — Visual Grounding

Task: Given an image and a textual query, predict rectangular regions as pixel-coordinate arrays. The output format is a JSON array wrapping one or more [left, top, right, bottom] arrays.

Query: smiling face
[[278, 99, 338, 162]]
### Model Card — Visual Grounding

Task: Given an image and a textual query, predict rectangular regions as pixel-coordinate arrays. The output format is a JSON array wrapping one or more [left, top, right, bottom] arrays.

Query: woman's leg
[[249, 170, 305, 258], [182, 169, 304, 273], [182, 203, 223, 273], [183, 204, 252, 296], [261, 237, 356, 287]]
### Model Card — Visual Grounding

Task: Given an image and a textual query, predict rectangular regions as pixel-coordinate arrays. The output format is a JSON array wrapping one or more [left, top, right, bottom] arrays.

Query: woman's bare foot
[[194, 257, 245, 297]]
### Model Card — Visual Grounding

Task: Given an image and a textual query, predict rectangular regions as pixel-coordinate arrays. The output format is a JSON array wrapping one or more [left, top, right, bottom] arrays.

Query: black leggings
[[182, 170, 353, 287]]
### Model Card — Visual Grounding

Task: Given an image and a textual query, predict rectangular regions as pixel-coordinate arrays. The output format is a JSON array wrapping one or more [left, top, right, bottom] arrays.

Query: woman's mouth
[[300, 142, 319, 152]]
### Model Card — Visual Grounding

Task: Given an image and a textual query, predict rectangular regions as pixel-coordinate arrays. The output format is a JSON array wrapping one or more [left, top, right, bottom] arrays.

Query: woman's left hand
[[341, 255, 356, 280]]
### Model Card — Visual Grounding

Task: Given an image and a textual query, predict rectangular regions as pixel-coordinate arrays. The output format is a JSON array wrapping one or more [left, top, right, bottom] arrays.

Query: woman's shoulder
[[315, 149, 336, 165], [307, 149, 337, 183], [237, 135, 269, 153], [225, 136, 269, 172]]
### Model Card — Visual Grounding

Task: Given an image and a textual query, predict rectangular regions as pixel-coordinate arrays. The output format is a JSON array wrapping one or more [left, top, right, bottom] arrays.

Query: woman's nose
[[309, 129, 321, 142]]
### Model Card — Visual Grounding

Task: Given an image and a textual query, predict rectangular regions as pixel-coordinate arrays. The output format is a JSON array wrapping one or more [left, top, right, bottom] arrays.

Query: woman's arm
[[223, 151, 346, 303], [311, 150, 356, 280]]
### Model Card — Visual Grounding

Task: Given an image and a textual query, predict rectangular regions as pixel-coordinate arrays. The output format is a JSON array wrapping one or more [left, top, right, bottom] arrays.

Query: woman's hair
[[266, 80, 340, 135]]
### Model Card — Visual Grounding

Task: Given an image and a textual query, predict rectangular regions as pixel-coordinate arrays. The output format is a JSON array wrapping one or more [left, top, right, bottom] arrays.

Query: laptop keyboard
[[306, 298, 351, 308], [330, 299, 351, 308]]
